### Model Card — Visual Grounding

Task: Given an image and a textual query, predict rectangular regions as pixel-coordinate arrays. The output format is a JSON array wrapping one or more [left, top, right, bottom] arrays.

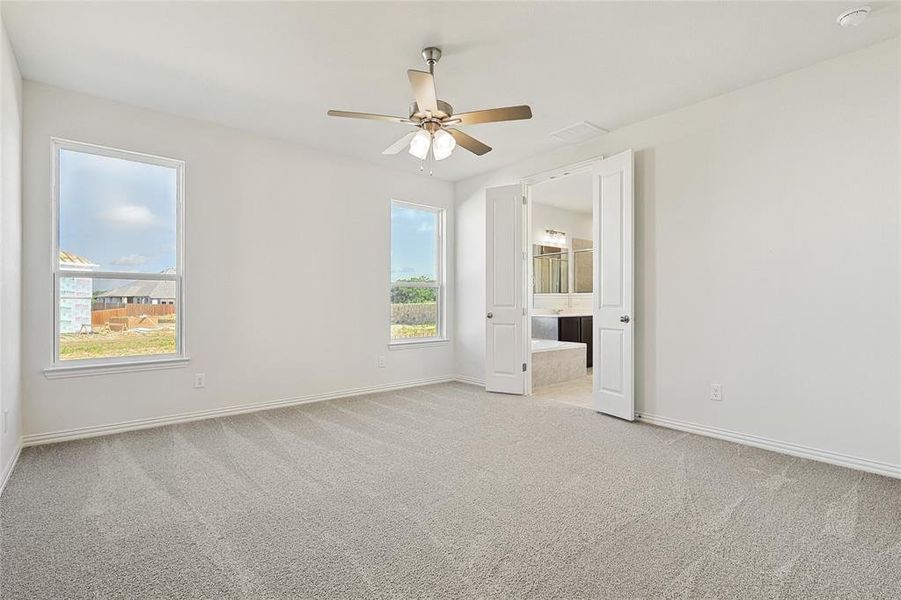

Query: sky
[[59, 149, 177, 282], [391, 204, 437, 282]]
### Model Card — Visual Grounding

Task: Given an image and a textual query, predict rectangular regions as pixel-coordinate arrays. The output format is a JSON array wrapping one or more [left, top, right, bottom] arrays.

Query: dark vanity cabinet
[[559, 316, 593, 368]]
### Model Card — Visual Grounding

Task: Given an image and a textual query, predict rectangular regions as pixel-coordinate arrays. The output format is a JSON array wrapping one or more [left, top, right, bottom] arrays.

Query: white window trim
[[45, 138, 188, 377], [388, 199, 447, 347]]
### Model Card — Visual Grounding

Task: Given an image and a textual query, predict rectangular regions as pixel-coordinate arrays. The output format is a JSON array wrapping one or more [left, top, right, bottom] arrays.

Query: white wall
[[22, 82, 455, 439], [0, 21, 23, 482], [456, 39, 901, 467]]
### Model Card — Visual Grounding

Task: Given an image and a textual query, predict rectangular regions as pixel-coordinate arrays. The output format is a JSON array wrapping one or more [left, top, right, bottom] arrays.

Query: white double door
[[484, 150, 635, 420]]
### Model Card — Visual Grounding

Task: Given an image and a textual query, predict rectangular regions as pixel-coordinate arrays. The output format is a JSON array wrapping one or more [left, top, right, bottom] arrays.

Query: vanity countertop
[[532, 313, 592, 318]]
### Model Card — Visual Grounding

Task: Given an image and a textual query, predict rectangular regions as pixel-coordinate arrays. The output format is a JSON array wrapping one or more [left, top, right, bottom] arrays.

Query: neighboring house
[[59, 251, 98, 333], [97, 268, 176, 305], [59, 250, 99, 272]]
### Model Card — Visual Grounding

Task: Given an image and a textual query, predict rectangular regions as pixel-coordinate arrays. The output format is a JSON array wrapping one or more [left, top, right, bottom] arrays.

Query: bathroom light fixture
[[432, 129, 457, 160], [542, 229, 567, 247], [837, 6, 870, 27], [408, 130, 431, 160]]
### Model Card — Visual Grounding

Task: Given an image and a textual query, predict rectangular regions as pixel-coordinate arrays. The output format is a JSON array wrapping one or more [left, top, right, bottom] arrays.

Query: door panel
[[598, 329, 624, 393], [485, 184, 526, 394], [592, 150, 635, 420]]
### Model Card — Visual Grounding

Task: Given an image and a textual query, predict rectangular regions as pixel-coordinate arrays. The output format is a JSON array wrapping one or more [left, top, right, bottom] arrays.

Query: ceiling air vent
[[550, 121, 608, 144]]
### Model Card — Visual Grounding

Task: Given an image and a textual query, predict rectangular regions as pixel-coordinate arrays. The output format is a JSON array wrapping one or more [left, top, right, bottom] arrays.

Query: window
[[51, 139, 185, 368], [390, 201, 445, 343]]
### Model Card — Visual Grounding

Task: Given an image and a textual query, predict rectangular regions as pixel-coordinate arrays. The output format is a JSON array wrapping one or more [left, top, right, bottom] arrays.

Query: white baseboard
[[0, 441, 22, 495], [637, 412, 901, 480], [22, 376, 457, 447], [453, 374, 485, 386]]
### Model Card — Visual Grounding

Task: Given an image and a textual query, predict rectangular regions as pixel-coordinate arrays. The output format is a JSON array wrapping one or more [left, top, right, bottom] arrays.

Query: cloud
[[111, 254, 148, 266], [103, 205, 159, 227]]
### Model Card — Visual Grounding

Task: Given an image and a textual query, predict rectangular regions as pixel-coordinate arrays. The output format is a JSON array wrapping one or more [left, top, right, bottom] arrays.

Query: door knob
[[620, 315, 630, 323], [487, 312, 493, 319]]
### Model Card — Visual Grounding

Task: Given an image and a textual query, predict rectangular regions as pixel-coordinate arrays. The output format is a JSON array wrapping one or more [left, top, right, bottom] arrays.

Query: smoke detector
[[837, 6, 871, 27]]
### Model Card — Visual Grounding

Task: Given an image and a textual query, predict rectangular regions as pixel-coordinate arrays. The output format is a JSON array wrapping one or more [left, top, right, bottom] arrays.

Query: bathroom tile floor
[[533, 368, 594, 410]]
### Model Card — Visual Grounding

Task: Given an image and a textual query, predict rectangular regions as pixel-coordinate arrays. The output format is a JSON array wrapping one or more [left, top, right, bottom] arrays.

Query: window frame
[[388, 199, 447, 347], [47, 138, 187, 375]]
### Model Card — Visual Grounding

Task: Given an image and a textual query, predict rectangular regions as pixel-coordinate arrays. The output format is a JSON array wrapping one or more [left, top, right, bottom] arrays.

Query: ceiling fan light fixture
[[408, 130, 431, 160], [432, 129, 456, 160]]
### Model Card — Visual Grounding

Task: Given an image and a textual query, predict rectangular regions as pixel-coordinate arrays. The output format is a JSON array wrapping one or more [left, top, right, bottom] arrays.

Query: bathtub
[[531, 339, 585, 353], [530, 338, 587, 387]]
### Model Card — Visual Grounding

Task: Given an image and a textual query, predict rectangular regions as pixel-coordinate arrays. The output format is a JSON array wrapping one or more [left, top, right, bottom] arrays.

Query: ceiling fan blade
[[382, 131, 418, 155], [407, 70, 438, 113], [453, 105, 532, 126], [448, 129, 492, 156], [327, 110, 413, 124]]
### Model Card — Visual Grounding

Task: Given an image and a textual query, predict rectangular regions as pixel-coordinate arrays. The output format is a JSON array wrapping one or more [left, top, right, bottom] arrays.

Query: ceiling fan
[[327, 47, 532, 169]]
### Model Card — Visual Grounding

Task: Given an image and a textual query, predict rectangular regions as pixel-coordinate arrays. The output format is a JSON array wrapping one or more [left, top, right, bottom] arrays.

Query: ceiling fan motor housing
[[409, 100, 453, 122]]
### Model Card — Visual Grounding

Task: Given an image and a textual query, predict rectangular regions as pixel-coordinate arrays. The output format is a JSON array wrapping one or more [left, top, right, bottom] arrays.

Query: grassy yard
[[390, 323, 437, 339], [60, 324, 177, 360]]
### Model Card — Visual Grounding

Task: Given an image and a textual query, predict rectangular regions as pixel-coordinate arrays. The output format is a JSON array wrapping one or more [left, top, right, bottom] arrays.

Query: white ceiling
[[531, 172, 593, 214], [3, 2, 898, 181]]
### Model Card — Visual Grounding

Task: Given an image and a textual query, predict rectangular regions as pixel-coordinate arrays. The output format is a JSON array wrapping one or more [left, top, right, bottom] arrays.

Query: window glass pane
[[391, 286, 438, 340], [59, 148, 177, 275], [391, 204, 438, 283], [59, 277, 177, 361]]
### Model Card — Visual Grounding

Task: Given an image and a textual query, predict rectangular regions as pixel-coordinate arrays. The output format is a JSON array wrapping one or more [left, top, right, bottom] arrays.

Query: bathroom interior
[[529, 171, 594, 409]]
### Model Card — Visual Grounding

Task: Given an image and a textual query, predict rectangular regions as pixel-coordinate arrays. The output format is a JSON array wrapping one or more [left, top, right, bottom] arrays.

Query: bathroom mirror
[[533, 245, 568, 294]]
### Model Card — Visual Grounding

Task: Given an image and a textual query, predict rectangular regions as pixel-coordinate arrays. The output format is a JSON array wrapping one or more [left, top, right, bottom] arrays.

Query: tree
[[391, 276, 437, 304]]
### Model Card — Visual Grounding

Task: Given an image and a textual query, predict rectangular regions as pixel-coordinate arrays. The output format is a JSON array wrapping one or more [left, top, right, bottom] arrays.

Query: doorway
[[526, 170, 595, 409], [483, 150, 635, 420]]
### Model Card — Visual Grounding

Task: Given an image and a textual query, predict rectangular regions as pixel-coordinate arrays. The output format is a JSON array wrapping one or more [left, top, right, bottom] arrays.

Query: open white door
[[592, 150, 635, 420], [485, 184, 526, 394]]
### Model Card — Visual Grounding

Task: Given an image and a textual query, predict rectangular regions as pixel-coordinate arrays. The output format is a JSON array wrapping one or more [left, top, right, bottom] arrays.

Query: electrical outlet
[[710, 383, 723, 401], [2, 410, 7, 434], [377, 355, 386, 368], [194, 373, 206, 389]]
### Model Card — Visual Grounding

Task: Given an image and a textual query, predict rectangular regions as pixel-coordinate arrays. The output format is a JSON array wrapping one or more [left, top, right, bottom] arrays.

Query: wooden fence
[[92, 304, 176, 326]]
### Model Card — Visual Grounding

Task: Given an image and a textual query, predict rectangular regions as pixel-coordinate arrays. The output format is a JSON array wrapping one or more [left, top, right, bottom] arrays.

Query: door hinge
[[522, 308, 527, 316], [522, 363, 527, 372], [522, 196, 527, 205]]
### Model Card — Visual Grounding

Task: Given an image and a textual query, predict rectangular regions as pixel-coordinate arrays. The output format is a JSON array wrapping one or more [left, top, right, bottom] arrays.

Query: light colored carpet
[[2, 382, 900, 599]]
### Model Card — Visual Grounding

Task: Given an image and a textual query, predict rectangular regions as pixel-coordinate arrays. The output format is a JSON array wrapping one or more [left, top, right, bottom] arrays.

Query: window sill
[[43, 356, 191, 379], [388, 339, 450, 351]]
